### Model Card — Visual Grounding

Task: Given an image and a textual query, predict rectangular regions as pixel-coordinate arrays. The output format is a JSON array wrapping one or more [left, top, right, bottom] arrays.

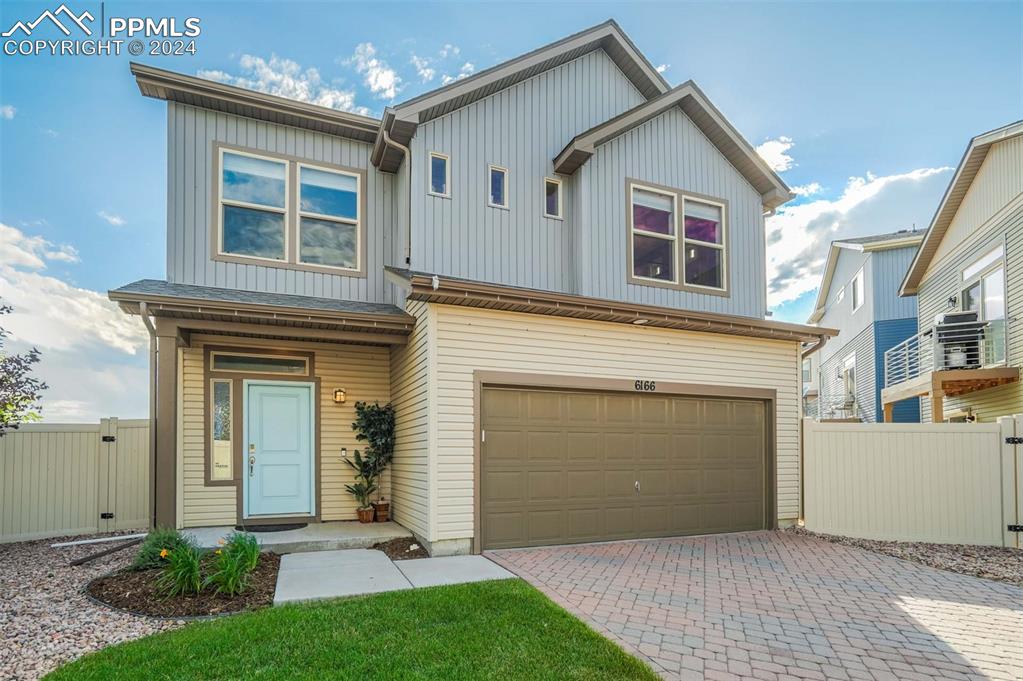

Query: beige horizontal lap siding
[[181, 346, 235, 527], [431, 303, 801, 543], [389, 301, 432, 538]]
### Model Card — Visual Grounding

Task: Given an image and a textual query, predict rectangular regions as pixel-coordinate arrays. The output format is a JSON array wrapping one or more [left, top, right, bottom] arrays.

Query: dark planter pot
[[372, 501, 390, 522], [356, 507, 374, 523]]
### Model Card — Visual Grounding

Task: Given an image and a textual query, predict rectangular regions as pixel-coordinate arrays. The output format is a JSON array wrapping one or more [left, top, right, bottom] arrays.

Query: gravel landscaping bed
[[0, 531, 180, 680], [372, 536, 429, 561], [787, 526, 1023, 586]]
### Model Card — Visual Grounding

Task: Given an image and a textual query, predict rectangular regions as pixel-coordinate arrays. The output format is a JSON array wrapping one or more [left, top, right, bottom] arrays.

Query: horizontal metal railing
[[884, 319, 1007, 387]]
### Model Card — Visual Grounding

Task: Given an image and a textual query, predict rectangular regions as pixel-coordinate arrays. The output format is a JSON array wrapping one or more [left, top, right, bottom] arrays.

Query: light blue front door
[[245, 382, 314, 518]]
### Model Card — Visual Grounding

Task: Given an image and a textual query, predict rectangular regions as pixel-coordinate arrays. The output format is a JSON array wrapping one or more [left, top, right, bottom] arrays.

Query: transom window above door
[[627, 180, 728, 294], [215, 145, 365, 276]]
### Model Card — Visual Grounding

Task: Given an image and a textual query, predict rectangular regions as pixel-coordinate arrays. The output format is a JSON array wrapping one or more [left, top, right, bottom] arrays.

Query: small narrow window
[[210, 379, 233, 481], [682, 199, 725, 290], [489, 165, 508, 208], [219, 150, 288, 261], [544, 178, 562, 219], [630, 185, 677, 283], [211, 352, 309, 375], [851, 268, 864, 312], [802, 359, 812, 383], [429, 152, 449, 197], [298, 165, 360, 270]]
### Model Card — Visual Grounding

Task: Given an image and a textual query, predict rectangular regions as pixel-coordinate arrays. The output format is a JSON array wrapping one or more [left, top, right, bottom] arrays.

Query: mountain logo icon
[[2, 4, 95, 38]]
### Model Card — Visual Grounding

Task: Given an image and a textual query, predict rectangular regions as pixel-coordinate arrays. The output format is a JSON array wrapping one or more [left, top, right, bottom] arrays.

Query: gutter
[[139, 302, 158, 530], [801, 333, 829, 359]]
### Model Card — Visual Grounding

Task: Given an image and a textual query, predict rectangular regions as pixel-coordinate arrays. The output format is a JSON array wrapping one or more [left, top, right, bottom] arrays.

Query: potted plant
[[344, 449, 378, 523], [350, 402, 396, 522]]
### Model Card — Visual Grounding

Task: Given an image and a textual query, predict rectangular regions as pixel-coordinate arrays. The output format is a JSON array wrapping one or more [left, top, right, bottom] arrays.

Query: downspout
[[139, 302, 158, 530], [798, 332, 829, 527], [382, 129, 412, 266]]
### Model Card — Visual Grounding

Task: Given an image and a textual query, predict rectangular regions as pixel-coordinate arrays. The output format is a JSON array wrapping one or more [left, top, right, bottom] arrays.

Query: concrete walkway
[[489, 531, 1023, 681], [273, 550, 513, 604]]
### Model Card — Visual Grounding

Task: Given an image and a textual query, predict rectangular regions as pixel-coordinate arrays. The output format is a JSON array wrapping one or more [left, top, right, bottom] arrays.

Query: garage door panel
[[481, 388, 768, 549]]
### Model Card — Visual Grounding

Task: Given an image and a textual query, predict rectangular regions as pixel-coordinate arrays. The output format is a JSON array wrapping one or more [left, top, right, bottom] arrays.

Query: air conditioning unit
[[934, 310, 984, 369]]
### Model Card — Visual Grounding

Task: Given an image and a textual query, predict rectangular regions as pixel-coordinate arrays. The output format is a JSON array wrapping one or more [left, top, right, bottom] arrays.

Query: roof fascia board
[[807, 244, 842, 324]]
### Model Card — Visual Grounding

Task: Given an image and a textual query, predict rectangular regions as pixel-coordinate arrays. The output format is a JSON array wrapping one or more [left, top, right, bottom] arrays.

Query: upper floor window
[[851, 268, 864, 312], [298, 165, 359, 270], [544, 178, 562, 219], [220, 150, 288, 261], [215, 144, 364, 276], [429, 152, 449, 197], [627, 180, 728, 293], [802, 359, 812, 383], [489, 165, 508, 208]]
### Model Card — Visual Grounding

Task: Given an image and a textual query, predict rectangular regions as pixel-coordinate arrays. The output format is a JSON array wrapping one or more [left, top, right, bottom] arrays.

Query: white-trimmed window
[[298, 163, 360, 271], [802, 359, 812, 383], [210, 351, 309, 375], [630, 184, 678, 283], [488, 165, 508, 208], [544, 177, 562, 219], [961, 244, 1006, 364], [219, 148, 288, 261], [429, 152, 449, 197], [841, 353, 857, 400], [682, 197, 726, 290], [851, 268, 864, 312], [209, 379, 233, 482]]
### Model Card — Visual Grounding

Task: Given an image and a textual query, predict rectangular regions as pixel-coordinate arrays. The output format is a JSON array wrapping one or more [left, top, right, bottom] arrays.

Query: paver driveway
[[488, 531, 1023, 680]]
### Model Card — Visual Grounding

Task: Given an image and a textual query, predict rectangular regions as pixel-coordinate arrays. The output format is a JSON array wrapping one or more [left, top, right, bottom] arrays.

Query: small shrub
[[205, 547, 249, 597], [156, 543, 203, 597], [226, 532, 261, 573], [132, 527, 193, 571]]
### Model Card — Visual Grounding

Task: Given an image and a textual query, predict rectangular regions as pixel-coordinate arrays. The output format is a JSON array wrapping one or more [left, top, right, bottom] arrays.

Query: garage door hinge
[[101, 435, 116, 443], [1005, 437, 1023, 445], [1008, 524, 1023, 532]]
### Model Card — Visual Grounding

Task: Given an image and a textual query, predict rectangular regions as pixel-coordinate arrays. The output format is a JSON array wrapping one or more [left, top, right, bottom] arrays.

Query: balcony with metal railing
[[881, 318, 1018, 422]]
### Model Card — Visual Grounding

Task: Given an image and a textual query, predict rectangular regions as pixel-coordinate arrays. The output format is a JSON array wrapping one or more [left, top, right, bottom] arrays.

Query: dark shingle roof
[[110, 279, 407, 317]]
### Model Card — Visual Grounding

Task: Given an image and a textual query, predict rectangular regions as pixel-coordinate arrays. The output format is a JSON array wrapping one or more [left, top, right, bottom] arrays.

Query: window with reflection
[[220, 151, 287, 260]]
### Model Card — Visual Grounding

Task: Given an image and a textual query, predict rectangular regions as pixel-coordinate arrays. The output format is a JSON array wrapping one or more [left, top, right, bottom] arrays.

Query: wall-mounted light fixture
[[333, 388, 347, 404]]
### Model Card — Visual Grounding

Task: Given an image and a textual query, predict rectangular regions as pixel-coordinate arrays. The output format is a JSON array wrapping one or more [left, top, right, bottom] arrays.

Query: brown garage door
[[481, 387, 769, 550]]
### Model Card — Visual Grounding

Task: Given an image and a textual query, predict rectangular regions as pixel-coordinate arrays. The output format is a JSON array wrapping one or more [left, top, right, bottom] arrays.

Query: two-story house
[[806, 231, 923, 422], [883, 120, 1022, 423], [110, 20, 834, 554]]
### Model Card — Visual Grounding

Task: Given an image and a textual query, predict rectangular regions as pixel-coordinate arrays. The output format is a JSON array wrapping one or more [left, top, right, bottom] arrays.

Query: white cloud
[[97, 210, 126, 227], [41, 128, 58, 138], [0, 223, 150, 422], [766, 167, 952, 307], [756, 136, 795, 173], [439, 43, 460, 58], [0, 105, 15, 119], [790, 182, 822, 197], [655, 63, 670, 74], [441, 62, 475, 85], [347, 43, 401, 99], [198, 54, 370, 115], [410, 54, 435, 83]]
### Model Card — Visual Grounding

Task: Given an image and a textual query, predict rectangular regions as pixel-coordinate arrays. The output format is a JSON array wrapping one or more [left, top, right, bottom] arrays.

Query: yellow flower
[[215, 549, 222, 555], [159, 548, 169, 559]]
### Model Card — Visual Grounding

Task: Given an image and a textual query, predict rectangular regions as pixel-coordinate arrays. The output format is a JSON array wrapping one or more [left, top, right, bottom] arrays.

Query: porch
[[881, 317, 1018, 422], [185, 520, 412, 554]]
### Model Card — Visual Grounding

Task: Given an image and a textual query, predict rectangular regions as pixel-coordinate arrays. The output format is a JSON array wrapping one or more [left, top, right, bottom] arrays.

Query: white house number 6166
[[634, 380, 656, 392]]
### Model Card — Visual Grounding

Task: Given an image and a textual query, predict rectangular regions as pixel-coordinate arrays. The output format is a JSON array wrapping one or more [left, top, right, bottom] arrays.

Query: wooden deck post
[[883, 402, 894, 423]]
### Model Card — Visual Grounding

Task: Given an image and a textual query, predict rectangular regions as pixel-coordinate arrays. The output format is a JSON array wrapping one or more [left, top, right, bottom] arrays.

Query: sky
[[0, 1, 1020, 421]]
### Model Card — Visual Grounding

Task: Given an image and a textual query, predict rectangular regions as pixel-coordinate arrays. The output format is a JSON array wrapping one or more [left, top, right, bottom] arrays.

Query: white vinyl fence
[[803, 416, 1022, 547], [0, 419, 149, 543]]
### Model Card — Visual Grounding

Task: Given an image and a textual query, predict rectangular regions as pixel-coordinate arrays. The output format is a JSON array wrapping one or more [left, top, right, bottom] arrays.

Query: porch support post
[[153, 329, 179, 528], [883, 402, 894, 423]]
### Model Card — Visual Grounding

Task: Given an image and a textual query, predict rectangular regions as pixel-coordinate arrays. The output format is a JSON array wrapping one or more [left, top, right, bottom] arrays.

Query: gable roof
[[130, 62, 381, 144], [900, 120, 1023, 296], [552, 81, 791, 210], [372, 19, 670, 172], [807, 230, 924, 324]]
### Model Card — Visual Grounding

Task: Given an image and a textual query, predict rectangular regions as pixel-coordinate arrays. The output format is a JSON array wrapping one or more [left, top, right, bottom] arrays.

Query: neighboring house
[[109, 20, 834, 554], [807, 231, 924, 422], [801, 351, 819, 418], [885, 120, 1023, 423]]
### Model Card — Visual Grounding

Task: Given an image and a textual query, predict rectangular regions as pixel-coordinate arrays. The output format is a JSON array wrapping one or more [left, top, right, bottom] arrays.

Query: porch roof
[[386, 268, 836, 344], [109, 279, 414, 342]]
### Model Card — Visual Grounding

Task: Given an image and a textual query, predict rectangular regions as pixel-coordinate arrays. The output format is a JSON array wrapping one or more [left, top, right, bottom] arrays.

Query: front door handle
[[249, 444, 256, 477]]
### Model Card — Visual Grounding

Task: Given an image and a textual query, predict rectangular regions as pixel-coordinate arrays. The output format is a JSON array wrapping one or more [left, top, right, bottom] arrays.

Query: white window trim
[[851, 268, 864, 312], [488, 164, 509, 209], [217, 146, 290, 264], [629, 183, 680, 285], [681, 195, 727, 293], [296, 161, 362, 274], [962, 244, 1004, 282], [543, 177, 563, 219], [428, 151, 450, 198], [209, 351, 310, 376], [209, 378, 234, 482]]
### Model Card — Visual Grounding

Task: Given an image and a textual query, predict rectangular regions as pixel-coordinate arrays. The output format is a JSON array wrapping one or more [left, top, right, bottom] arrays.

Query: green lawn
[[49, 579, 656, 680]]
